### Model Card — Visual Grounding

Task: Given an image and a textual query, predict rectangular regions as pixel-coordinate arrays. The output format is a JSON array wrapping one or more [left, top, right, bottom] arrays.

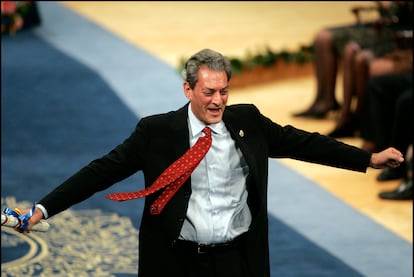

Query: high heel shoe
[[292, 108, 327, 118], [292, 101, 340, 119], [327, 113, 360, 138], [330, 101, 340, 111], [327, 121, 359, 138]]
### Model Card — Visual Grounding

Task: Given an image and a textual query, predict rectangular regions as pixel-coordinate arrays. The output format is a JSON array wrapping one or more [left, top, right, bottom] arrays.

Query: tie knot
[[203, 126, 212, 137]]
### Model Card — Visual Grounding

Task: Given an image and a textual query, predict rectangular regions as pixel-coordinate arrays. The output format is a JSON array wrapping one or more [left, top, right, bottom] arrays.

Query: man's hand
[[369, 147, 405, 169], [17, 207, 44, 234]]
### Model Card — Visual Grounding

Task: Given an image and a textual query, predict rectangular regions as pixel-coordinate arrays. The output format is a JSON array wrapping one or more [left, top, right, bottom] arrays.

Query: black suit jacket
[[39, 103, 371, 277]]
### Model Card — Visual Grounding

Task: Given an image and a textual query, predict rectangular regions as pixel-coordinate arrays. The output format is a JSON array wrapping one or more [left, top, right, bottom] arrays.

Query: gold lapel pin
[[239, 130, 244, 137]]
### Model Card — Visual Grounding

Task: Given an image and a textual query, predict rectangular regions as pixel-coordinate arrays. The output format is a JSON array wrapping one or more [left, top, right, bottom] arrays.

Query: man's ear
[[183, 82, 192, 99]]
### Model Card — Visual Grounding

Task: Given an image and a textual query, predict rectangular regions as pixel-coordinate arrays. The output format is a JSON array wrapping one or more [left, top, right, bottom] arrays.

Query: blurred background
[[2, 1, 412, 276]]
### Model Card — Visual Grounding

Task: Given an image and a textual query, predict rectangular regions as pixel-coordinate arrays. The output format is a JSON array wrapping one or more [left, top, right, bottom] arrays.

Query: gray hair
[[182, 49, 232, 89]]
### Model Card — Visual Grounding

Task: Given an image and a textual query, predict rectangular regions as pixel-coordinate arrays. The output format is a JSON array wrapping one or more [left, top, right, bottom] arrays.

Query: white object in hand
[[1, 214, 50, 232]]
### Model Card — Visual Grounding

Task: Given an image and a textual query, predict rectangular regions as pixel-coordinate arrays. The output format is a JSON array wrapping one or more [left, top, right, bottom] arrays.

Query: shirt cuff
[[35, 203, 48, 219]]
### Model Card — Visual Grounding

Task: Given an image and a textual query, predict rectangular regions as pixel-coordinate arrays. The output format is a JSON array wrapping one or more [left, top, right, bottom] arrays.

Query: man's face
[[184, 66, 229, 125]]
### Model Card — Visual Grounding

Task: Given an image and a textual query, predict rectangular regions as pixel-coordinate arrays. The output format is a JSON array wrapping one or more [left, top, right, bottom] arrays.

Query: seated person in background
[[294, 1, 412, 119], [379, 90, 412, 200], [326, 40, 412, 138], [359, 72, 412, 200]]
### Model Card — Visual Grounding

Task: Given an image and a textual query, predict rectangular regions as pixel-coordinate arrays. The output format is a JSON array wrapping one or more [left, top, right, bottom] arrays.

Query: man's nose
[[211, 91, 222, 103]]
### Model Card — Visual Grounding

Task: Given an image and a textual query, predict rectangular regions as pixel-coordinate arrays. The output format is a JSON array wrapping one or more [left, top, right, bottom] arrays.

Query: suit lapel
[[223, 108, 257, 178], [170, 103, 191, 158]]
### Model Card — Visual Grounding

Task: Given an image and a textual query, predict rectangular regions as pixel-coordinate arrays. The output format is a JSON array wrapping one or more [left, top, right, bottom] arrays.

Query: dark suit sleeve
[[38, 120, 148, 218], [256, 110, 372, 172], [238, 104, 372, 172], [273, 124, 371, 172]]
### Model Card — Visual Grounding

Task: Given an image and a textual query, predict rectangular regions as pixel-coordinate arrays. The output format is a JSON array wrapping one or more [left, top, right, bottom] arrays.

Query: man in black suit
[[18, 49, 404, 277]]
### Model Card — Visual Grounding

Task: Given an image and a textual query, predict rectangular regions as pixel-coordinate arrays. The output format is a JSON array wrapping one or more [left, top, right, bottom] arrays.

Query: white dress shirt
[[179, 105, 251, 244]]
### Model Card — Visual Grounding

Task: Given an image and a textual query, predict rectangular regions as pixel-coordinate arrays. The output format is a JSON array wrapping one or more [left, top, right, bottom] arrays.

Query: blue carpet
[[1, 2, 412, 277]]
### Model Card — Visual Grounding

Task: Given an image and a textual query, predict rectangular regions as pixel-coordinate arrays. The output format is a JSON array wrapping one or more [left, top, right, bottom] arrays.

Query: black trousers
[[173, 235, 250, 277], [360, 72, 412, 152]]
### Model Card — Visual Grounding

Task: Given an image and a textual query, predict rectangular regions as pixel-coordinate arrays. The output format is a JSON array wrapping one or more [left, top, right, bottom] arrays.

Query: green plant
[[178, 44, 314, 76]]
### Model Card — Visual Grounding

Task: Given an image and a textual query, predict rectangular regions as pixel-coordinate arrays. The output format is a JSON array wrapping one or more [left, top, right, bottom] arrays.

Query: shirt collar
[[187, 104, 225, 137]]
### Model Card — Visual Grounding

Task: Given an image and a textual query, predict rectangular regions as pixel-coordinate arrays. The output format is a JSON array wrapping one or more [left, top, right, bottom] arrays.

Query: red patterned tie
[[105, 127, 212, 215]]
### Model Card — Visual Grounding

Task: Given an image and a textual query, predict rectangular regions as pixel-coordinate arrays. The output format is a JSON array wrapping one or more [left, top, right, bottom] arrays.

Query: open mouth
[[208, 107, 222, 115]]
